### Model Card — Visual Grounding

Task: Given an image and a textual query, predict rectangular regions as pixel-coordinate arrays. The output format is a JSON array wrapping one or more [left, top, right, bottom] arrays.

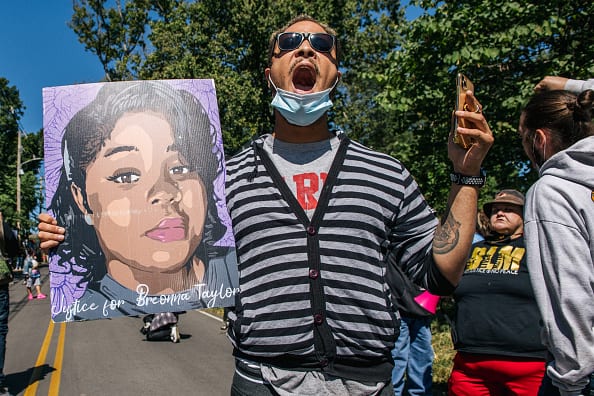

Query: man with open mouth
[[38, 14, 495, 396], [223, 14, 494, 396]]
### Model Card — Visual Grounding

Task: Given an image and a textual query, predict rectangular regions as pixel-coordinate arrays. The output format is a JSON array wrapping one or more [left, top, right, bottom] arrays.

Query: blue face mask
[[269, 77, 338, 126]]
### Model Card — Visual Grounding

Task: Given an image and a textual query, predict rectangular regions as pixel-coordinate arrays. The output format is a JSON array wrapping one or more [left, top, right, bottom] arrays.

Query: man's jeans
[[391, 315, 434, 396], [0, 284, 9, 386]]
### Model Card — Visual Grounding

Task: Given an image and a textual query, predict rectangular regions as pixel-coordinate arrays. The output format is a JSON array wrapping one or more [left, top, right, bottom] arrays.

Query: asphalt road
[[4, 265, 235, 395]]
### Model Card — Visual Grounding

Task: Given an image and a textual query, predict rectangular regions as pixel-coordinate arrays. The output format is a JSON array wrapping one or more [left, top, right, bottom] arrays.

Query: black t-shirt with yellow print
[[452, 235, 546, 359]]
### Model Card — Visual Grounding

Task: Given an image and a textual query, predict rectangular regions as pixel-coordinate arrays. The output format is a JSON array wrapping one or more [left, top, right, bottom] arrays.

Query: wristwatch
[[450, 169, 486, 187]]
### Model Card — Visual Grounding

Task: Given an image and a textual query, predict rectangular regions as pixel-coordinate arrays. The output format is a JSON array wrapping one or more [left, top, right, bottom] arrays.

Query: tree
[[68, 1, 594, 213], [332, 1, 415, 162], [18, 131, 44, 233], [69, 0, 384, 155], [0, 78, 44, 234], [70, 0, 151, 81], [0, 78, 21, 170], [369, 0, 594, 213]]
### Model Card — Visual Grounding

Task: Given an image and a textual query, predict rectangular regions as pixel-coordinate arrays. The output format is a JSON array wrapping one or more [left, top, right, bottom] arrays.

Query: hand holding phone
[[452, 73, 480, 149]]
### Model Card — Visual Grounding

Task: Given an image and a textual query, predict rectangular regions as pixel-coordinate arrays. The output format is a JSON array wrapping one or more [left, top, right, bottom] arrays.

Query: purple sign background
[[42, 79, 236, 320]]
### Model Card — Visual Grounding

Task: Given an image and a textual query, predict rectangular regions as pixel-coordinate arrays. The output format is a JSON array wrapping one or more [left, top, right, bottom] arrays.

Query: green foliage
[[70, 0, 151, 81], [59, 2, 593, 389], [431, 299, 456, 393], [69, 0, 400, 155], [370, 0, 594, 213], [0, 78, 21, 168], [68, 0, 594, 210], [0, 78, 44, 234]]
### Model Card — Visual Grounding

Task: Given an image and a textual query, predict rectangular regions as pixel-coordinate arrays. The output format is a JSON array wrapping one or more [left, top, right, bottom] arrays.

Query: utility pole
[[16, 155, 43, 233], [16, 120, 22, 231], [13, 108, 42, 234]]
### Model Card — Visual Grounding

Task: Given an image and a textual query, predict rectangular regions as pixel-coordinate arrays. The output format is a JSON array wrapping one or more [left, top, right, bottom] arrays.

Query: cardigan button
[[307, 226, 316, 235], [309, 269, 319, 279], [313, 314, 324, 324]]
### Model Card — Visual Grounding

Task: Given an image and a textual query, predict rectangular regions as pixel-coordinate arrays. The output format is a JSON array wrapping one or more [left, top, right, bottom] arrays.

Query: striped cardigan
[[225, 133, 451, 382]]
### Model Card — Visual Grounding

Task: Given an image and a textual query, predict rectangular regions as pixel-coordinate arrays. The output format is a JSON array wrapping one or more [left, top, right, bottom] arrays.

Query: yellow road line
[[24, 320, 59, 396], [48, 323, 66, 395]]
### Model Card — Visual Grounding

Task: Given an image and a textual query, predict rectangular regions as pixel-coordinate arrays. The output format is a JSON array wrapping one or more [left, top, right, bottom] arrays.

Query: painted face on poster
[[43, 80, 239, 322]]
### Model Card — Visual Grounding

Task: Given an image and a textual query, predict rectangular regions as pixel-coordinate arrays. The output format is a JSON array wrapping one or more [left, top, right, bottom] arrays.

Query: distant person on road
[[26, 256, 46, 300], [140, 311, 181, 343], [21, 249, 34, 285]]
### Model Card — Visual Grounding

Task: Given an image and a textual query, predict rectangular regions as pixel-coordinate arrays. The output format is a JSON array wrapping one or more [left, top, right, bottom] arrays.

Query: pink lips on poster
[[145, 218, 186, 242]]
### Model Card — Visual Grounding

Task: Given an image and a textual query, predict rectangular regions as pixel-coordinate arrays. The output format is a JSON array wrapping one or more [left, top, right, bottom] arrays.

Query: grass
[[431, 299, 456, 395], [204, 307, 225, 318]]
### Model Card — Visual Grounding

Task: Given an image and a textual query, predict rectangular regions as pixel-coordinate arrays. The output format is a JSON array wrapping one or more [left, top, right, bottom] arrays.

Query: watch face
[[463, 175, 485, 186], [450, 171, 485, 186]]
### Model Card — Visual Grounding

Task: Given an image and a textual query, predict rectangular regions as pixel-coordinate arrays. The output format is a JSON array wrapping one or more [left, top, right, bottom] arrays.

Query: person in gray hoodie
[[519, 88, 594, 396]]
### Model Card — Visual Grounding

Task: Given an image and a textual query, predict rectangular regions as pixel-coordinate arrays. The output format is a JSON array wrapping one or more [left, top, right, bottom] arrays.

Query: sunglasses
[[276, 32, 335, 53], [490, 205, 521, 215]]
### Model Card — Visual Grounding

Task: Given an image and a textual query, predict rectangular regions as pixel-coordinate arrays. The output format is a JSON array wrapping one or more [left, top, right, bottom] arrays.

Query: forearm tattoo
[[433, 212, 461, 254]]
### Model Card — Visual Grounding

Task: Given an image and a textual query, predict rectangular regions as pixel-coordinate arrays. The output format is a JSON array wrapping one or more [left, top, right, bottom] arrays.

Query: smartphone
[[452, 73, 475, 149]]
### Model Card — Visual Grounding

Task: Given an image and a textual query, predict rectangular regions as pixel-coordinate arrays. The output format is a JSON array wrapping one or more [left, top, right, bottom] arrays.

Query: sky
[[0, 1, 105, 134], [1, 3, 424, 135]]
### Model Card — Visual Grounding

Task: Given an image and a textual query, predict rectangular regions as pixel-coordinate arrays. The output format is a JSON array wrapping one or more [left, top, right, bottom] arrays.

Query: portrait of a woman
[[43, 80, 238, 322]]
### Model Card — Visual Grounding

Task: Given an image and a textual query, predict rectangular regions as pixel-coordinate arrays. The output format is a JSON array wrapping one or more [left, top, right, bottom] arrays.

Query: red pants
[[448, 352, 545, 396]]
